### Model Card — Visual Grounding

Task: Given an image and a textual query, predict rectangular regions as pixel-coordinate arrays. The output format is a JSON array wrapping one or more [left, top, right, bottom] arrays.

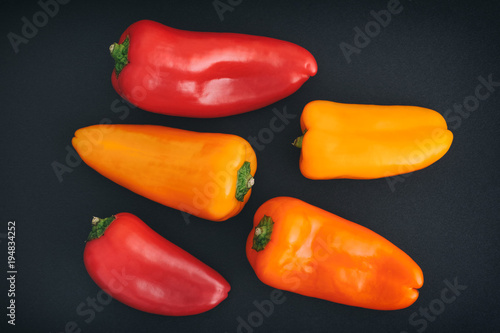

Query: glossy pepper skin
[[110, 20, 317, 118], [294, 100, 453, 179], [246, 197, 423, 310], [84, 213, 230, 316], [72, 125, 256, 221]]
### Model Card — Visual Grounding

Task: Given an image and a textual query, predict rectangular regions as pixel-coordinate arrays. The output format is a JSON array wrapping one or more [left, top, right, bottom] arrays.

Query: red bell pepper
[[109, 20, 317, 118], [83, 213, 230, 316]]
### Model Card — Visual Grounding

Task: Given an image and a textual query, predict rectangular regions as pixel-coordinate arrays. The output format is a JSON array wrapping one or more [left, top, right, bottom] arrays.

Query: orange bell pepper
[[246, 197, 423, 310], [72, 125, 257, 221], [293, 100, 453, 179]]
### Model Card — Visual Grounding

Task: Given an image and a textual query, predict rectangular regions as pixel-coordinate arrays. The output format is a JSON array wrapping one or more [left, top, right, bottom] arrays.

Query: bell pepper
[[84, 213, 230, 315], [293, 100, 453, 179], [72, 124, 257, 221], [109, 20, 317, 118], [246, 197, 423, 310]]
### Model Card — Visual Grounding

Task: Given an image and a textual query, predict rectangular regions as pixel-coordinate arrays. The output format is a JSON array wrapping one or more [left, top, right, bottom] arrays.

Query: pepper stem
[[235, 161, 254, 202], [292, 129, 307, 148], [292, 135, 304, 148], [252, 215, 274, 252], [87, 215, 116, 241], [110, 36, 130, 78]]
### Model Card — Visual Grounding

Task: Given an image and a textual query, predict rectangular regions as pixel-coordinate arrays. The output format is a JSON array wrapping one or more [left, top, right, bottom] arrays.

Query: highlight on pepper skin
[[72, 124, 257, 221], [246, 197, 424, 310], [294, 100, 454, 180]]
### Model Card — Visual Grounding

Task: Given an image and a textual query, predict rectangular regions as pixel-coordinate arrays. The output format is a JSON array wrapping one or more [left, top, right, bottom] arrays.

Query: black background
[[1, 0, 499, 332]]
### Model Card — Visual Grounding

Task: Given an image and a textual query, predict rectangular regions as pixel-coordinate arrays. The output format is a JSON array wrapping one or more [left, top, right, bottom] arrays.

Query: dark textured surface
[[1, 0, 499, 332]]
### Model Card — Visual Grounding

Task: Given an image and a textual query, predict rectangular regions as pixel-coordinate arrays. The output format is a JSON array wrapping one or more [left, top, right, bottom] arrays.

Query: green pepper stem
[[235, 161, 254, 202], [292, 129, 307, 148], [292, 135, 304, 148], [87, 216, 116, 241], [110, 36, 130, 78], [252, 215, 274, 252]]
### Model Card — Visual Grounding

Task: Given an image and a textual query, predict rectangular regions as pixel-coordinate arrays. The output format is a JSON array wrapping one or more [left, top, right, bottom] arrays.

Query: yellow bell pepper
[[72, 125, 257, 221], [294, 100, 453, 179]]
